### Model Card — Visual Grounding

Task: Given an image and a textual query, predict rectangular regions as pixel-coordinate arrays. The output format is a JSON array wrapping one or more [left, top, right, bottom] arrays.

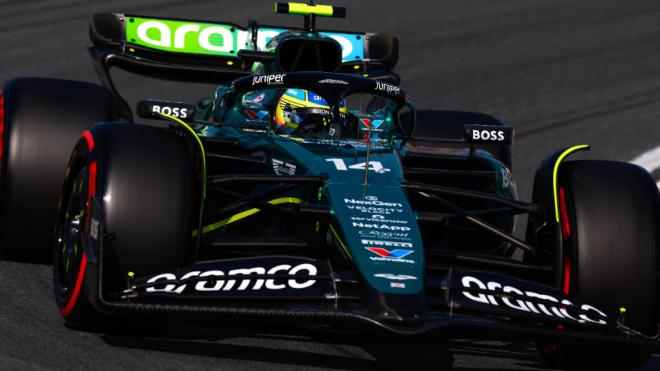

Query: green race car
[[0, 2, 658, 369]]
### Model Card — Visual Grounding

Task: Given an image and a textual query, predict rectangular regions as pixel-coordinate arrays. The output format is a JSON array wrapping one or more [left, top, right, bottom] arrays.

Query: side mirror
[[136, 100, 196, 122], [398, 101, 416, 137]]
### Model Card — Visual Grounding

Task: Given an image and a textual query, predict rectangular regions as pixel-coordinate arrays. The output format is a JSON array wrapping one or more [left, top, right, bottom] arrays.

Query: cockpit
[[213, 73, 408, 146]]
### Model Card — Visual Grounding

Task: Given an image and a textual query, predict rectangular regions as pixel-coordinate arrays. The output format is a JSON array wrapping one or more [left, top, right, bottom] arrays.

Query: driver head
[[273, 89, 346, 134]]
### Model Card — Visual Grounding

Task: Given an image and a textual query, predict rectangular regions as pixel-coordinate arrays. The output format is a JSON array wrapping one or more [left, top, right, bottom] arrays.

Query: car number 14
[[326, 159, 391, 173]]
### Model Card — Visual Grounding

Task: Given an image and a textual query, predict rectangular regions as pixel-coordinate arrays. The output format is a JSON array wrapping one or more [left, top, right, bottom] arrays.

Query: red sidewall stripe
[[59, 253, 88, 317], [82, 130, 95, 152], [562, 255, 571, 295], [558, 186, 572, 295], [61, 131, 97, 317], [559, 187, 571, 239], [87, 161, 97, 215]]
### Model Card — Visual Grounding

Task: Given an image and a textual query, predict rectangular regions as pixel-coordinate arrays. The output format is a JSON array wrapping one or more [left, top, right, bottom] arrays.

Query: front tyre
[[53, 142, 103, 328], [541, 160, 659, 370], [54, 123, 195, 330]]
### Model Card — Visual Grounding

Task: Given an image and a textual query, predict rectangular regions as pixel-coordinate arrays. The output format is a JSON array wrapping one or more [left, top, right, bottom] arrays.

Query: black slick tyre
[[54, 123, 195, 330], [541, 160, 659, 370], [0, 78, 116, 263]]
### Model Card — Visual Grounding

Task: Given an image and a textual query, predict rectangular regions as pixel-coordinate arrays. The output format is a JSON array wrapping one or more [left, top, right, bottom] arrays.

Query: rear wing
[[89, 13, 399, 119], [89, 13, 398, 82]]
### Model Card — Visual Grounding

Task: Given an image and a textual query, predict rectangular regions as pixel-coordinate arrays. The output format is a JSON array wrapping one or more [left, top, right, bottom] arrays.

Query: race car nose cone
[[367, 290, 427, 325]]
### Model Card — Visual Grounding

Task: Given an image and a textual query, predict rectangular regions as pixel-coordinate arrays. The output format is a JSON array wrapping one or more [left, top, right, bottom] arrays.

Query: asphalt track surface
[[1, 0, 660, 369]]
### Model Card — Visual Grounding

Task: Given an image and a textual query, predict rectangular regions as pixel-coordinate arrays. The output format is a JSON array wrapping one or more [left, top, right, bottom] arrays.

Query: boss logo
[[464, 124, 514, 145], [151, 105, 191, 119], [137, 100, 196, 122], [472, 129, 504, 141]]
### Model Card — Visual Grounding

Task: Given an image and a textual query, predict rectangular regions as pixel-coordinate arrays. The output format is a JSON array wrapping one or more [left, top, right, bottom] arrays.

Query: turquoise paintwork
[[275, 139, 424, 294], [199, 124, 427, 294], [326, 183, 424, 294], [195, 66, 518, 298]]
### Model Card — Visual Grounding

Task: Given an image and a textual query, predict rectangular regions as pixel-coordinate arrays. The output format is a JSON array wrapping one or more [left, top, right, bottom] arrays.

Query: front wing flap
[[91, 255, 660, 350]]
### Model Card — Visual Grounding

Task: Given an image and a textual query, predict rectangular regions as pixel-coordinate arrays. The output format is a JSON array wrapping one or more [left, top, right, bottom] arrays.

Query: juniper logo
[[252, 74, 286, 85], [126, 18, 244, 56], [375, 81, 401, 95]]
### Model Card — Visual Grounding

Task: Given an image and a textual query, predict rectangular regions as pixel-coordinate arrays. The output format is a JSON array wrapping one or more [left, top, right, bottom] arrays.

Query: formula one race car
[[0, 2, 658, 369]]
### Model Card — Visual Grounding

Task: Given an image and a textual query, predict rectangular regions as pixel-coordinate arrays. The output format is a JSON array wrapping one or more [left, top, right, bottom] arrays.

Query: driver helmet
[[273, 89, 346, 135]]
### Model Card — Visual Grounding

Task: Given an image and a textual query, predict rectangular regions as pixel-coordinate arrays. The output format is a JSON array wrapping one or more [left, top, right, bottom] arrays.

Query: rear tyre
[[540, 160, 658, 370], [0, 78, 116, 263], [404, 110, 511, 167], [54, 123, 195, 331]]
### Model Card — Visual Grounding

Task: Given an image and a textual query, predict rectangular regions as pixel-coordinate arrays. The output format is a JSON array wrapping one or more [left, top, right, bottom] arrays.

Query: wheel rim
[[54, 166, 88, 301]]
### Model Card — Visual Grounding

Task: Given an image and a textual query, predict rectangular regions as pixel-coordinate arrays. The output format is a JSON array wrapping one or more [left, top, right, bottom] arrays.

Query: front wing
[[84, 253, 660, 351]]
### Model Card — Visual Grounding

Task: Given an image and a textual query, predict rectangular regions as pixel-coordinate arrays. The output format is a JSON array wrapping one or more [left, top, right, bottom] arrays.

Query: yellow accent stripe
[[277, 135, 305, 142], [159, 113, 207, 199], [329, 224, 352, 261], [194, 197, 302, 236], [552, 145, 590, 222], [268, 197, 302, 205], [288, 3, 333, 16]]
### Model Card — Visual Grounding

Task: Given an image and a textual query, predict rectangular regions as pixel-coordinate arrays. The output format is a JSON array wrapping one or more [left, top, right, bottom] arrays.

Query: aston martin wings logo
[[272, 159, 297, 176]]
